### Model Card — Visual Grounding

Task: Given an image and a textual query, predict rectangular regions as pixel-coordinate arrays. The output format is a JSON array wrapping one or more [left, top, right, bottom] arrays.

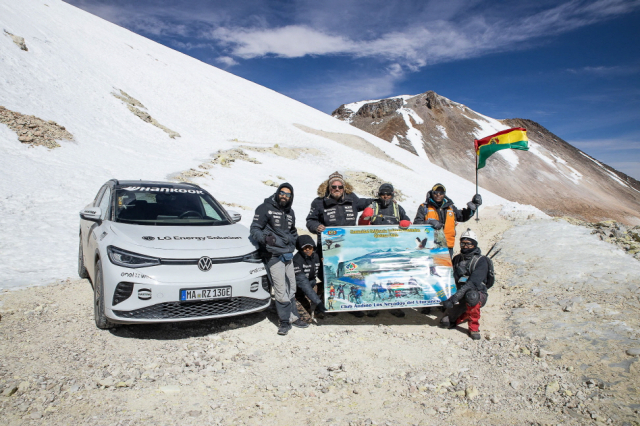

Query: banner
[[321, 225, 456, 312]]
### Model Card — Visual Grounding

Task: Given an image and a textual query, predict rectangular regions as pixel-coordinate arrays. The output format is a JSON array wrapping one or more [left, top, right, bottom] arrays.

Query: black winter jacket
[[413, 191, 474, 224], [293, 235, 322, 286], [250, 183, 298, 257], [451, 247, 489, 297], [306, 192, 372, 232], [369, 199, 410, 225]]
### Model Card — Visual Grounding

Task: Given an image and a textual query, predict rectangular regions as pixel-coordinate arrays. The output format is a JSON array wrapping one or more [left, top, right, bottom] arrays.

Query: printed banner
[[321, 225, 456, 312]]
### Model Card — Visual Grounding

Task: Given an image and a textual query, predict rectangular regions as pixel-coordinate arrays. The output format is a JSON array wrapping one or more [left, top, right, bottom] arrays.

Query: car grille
[[112, 297, 270, 320]]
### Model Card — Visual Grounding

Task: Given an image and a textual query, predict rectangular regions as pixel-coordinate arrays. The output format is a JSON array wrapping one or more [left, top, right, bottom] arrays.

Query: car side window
[[98, 187, 111, 221], [200, 196, 224, 220]]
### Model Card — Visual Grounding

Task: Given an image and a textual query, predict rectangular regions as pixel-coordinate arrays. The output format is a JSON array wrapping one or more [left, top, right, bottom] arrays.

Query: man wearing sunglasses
[[251, 183, 308, 335], [413, 183, 481, 258], [306, 171, 373, 317]]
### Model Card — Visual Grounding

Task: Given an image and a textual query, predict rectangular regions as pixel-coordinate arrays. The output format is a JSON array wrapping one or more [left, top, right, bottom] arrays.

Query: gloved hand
[[361, 207, 374, 220], [467, 202, 477, 211], [427, 219, 443, 230], [265, 234, 276, 246], [442, 299, 454, 310], [472, 194, 482, 206], [399, 220, 411, 229]]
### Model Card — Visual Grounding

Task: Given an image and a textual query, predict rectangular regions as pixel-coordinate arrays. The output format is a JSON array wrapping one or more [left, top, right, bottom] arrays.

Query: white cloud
[[216, 56, 239, 67]]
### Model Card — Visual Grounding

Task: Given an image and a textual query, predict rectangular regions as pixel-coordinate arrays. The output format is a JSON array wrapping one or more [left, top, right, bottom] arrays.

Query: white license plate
[[180, 286, 232, 301]]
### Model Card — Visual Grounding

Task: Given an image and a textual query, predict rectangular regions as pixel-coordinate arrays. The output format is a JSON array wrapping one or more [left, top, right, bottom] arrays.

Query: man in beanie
[[293, 235, 328, 319], [358, 183, 411, 227], [439, 229, 490, 340], [358, 183, 411, 318], [413, 183, 481, 258], [251, 183, 308, 335], [306, 171, 373, 317]]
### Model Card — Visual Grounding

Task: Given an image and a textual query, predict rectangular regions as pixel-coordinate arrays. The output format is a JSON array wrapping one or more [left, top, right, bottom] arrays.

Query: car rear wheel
[[78, 234, 89, 279], [94, 259, 115, 329]]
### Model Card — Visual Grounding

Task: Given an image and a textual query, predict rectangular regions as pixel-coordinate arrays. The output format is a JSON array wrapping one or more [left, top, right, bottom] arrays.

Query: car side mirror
[[227, 210, 242, 223], [80, 207, 102, 222]]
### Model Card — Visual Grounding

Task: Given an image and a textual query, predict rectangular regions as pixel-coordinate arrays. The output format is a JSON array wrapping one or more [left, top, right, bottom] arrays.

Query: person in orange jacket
[[413, 183, 481, 258]]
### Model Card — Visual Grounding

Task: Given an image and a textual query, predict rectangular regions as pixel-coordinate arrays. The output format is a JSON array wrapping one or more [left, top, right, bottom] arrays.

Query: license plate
[[180, 286, 232, 301]]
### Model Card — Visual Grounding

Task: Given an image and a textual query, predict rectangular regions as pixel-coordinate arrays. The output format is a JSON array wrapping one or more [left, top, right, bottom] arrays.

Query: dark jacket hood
[[426, 190, 453, 209], [267, 182, 294, 211], [296, 234, 316, 252]]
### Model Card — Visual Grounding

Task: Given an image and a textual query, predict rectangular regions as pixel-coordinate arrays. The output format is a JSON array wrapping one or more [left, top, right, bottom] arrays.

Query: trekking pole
[[485, 242, 497, 257], [489, 248, 501, 259]]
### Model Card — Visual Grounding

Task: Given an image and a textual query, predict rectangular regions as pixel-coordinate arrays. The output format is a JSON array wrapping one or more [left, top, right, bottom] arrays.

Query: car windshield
[[114, 188, 232, 226]]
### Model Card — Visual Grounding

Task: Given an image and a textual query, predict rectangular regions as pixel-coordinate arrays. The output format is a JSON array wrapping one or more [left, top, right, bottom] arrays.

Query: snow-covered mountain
[[332, 91, 640, 225], [0, 0, 524, 289]]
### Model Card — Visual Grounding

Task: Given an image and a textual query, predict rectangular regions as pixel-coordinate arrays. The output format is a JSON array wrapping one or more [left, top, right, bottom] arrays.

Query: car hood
[[109, 222, 256, 255]]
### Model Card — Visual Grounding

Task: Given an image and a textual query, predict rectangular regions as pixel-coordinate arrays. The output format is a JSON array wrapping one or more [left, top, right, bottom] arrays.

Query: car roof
[[111, 180, 202, 190]]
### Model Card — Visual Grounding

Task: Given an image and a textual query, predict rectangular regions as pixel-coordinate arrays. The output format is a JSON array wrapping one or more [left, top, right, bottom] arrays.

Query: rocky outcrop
[[112, 89, 180, 139], [4, 30, 28, 51], [355, 98, 404, 119], [0, 106, 72, 148]]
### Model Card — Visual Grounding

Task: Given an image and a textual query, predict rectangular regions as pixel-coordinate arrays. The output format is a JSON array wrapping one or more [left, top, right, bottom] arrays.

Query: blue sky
[[66, 0, 640, 179]]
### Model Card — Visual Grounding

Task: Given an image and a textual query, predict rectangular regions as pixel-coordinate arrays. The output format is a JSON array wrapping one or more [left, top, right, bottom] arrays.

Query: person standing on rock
[[293, 235, 328, 320], [250, 183, 308, 335], [306, 171, 373, 317], [439, 229, 490, 340], [358, 183, 411, 318], [413, 183, 481, 258]]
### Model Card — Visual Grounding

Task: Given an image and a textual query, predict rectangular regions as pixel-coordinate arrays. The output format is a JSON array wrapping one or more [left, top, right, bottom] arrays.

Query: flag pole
[[475, 144, 480, 222]]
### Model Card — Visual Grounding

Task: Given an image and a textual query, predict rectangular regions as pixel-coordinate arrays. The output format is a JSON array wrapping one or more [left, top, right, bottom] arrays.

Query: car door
[[86, 186, 112, 278]]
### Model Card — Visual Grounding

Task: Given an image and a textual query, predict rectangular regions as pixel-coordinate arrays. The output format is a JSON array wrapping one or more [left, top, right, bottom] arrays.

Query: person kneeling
[[440, 230, 491, 340], [293, 235, 329, 320]]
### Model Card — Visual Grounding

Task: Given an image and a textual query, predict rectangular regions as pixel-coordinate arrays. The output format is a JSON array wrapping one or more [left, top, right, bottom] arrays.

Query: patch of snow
[[529, 141, 582, 184], [397, 108, 428, 160], [435, 125, 448, 139], [496, 149, 519, 170], [499, 202, 550, 221], [578, 152, 629, 188]]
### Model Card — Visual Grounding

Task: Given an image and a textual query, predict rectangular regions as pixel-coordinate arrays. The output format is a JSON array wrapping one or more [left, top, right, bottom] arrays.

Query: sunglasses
[[433, 191, 445, 196], [278, 191, 292, 198], [460, 241, 475, 247], [379, 192, 393, 196], [331, 185, 344, 190]]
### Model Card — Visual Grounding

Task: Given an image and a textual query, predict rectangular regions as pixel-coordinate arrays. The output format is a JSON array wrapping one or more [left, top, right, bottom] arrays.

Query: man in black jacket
[[306, 171, 373, 317], [440, 229, 489, 340], [250, 183, 308, 335], [358, 183, 411, 227], [293, 235, 328, 319]]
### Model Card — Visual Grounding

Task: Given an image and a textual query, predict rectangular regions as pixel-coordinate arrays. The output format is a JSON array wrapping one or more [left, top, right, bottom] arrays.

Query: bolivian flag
[[474, 127, 529, 169]]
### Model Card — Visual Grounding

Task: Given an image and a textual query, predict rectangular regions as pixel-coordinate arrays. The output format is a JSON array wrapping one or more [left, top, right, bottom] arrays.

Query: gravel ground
[[1, 210, 638, 426]]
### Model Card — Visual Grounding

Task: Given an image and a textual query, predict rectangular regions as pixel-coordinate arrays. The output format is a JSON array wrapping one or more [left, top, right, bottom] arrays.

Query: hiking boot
[[469, 331, 481, 340], [366, 310, 379, 317], [420, 307, 432, 315], [277, 321, 291, 335], [292, 319, 309, 328], [349, 311, 365, 318], [389, 309, 405, 318], [439, 316, 451, 328]]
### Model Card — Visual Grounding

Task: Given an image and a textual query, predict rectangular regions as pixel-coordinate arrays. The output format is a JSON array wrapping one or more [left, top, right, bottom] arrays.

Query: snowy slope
[[0, 0, 516, 289]]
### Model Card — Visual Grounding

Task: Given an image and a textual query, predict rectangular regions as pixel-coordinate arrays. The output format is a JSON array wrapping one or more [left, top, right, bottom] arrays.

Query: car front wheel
[[78, 234, 89, 279], [94, 259, 115, 329]]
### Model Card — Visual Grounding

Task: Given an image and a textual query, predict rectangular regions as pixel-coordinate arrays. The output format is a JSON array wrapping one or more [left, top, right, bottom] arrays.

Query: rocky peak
[[355, 98, 404, 119], [423, 91, 455, 110]]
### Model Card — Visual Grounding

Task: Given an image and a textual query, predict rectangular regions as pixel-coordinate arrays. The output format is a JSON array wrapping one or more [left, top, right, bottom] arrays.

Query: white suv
[[78, 180, 270, 329]]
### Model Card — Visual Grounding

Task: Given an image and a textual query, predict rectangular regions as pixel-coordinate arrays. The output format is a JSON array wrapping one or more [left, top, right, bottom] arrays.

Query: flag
[[474, 127, 529, 169]]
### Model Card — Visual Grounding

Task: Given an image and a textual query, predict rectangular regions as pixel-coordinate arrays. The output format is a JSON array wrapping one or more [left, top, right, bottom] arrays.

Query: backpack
[[468, 255, 495, 289]]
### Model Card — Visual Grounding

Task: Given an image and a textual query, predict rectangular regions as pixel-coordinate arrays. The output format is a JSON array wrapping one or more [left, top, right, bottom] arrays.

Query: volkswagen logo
[[198, 256, 213, 272], [142, 236, 155, 241]]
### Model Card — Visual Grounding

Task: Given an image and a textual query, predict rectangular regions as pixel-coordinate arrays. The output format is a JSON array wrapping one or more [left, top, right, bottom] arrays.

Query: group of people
[[249, 171, 492, 339]]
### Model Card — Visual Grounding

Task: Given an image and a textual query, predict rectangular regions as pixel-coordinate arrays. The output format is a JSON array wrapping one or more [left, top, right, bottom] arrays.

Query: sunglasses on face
[[379, 192, 393, 196], [278, 191, 292, 198], [460, 241, 474, 247], [433, 191, 445, 196], [331, 185, 344, 190]]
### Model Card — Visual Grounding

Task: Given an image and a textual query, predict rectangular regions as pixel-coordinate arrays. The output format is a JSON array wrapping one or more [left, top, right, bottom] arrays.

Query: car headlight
[[242, 250, 262, 264], [107, 246, 161, 268]]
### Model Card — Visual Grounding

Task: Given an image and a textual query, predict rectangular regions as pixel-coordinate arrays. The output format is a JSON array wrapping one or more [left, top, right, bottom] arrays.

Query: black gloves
[[427, 219, 443, 230], [265, 234, 276, 246], [472, 194, 482, 205], [467, 202, 477, 211], [442, 299, 454, 310]]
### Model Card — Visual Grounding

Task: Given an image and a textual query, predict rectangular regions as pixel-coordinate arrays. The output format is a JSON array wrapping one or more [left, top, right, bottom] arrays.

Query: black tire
[[78, 234, 89, 279], [94, 260, 115, 329]]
